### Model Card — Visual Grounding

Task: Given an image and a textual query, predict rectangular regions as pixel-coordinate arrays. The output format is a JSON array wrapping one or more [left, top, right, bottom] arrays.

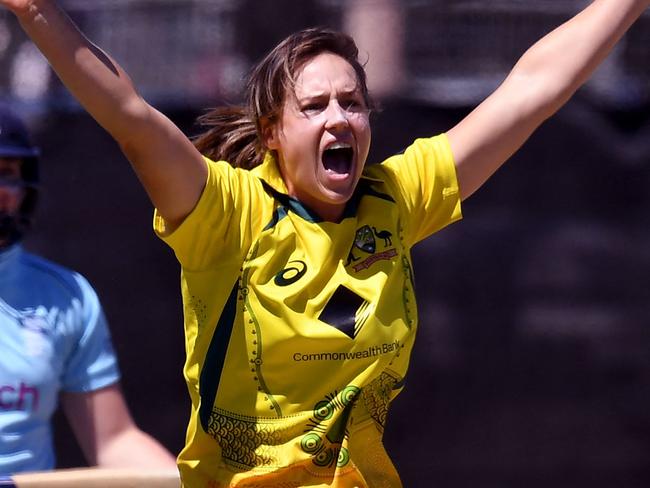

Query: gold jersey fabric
[[154, 134, 462, 487]]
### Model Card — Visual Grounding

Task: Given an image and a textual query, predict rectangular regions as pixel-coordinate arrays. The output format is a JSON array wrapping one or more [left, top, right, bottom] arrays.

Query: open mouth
[[322, 142, 354, 175]]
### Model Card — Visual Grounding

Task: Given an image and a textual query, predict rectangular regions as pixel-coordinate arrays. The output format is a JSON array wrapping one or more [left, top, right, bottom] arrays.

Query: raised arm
[[2, 0, 207, 229], [448, 0, 649, 201]]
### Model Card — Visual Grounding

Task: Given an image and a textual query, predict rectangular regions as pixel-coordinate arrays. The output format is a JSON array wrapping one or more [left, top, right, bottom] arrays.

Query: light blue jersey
[[0, 244, 120, 474]]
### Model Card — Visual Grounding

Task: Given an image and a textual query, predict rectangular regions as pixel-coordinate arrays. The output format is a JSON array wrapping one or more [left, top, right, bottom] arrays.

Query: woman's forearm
[[508, 0, 649, 118], [7, 0, 208, 226], [14, 0, 146, 143], [449, 0, 649, 200]]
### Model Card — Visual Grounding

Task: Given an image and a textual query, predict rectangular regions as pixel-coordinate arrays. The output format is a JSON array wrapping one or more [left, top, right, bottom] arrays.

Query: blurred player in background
[[0, 105, 176, 475]]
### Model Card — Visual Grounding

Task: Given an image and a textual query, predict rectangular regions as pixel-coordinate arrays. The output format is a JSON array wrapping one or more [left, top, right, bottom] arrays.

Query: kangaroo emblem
[[346, 225, 395, 266]]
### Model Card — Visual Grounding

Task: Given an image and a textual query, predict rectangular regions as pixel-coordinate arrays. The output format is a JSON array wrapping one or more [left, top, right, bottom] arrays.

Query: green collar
[[252, 152, 394, 226]]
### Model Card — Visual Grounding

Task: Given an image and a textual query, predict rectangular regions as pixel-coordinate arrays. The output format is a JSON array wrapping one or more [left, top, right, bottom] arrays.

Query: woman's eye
[[302, 103, 325, 113], [342, 100, 365, 112]]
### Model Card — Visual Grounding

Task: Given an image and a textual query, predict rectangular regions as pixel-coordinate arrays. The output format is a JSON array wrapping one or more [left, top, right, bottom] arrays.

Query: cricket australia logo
[[346, 225, 397, 272]]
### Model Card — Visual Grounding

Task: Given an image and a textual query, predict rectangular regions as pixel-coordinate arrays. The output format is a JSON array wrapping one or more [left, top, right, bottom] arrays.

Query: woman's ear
[[261, 117, 280, 150]]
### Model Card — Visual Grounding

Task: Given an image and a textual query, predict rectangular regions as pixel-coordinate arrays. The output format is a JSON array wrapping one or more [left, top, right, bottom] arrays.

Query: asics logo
[[274, 260, 307, 286]]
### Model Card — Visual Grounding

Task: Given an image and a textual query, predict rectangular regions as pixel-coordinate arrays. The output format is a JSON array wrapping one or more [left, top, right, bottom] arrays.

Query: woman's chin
[[321, 181, 355, 204]]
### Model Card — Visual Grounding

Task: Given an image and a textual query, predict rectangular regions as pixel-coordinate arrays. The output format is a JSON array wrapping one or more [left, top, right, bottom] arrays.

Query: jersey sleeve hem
[[61, 375, 120, 394], [153, 156, 213, 240]]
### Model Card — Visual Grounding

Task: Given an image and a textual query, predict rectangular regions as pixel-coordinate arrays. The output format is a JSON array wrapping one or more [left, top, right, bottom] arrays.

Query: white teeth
[[326, 142, 352, 150]]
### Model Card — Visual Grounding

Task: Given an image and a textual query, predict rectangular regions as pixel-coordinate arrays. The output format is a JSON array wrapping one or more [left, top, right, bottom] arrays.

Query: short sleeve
[[153, 158, 258, 272], [377, 133, 462, 246], [61, 273, 120, 392]]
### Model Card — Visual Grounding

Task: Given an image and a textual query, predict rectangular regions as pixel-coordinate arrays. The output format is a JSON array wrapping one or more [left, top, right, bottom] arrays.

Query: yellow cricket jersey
[[154, 134, 462, 487]]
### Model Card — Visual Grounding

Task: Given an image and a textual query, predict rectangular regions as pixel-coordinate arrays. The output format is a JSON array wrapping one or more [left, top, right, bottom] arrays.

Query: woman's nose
[[324, 102, 349, 130]]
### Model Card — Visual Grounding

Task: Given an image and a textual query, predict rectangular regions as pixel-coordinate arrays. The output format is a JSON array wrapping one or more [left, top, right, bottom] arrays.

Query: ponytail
[[192, 107, 265, 170]]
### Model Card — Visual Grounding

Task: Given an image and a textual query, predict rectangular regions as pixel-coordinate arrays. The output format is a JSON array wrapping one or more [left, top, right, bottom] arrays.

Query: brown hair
[[193, 27, 373, 170]]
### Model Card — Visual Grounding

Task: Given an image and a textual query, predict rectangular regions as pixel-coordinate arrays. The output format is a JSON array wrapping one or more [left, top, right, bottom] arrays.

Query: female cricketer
[[1, 0, 648, 486]]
